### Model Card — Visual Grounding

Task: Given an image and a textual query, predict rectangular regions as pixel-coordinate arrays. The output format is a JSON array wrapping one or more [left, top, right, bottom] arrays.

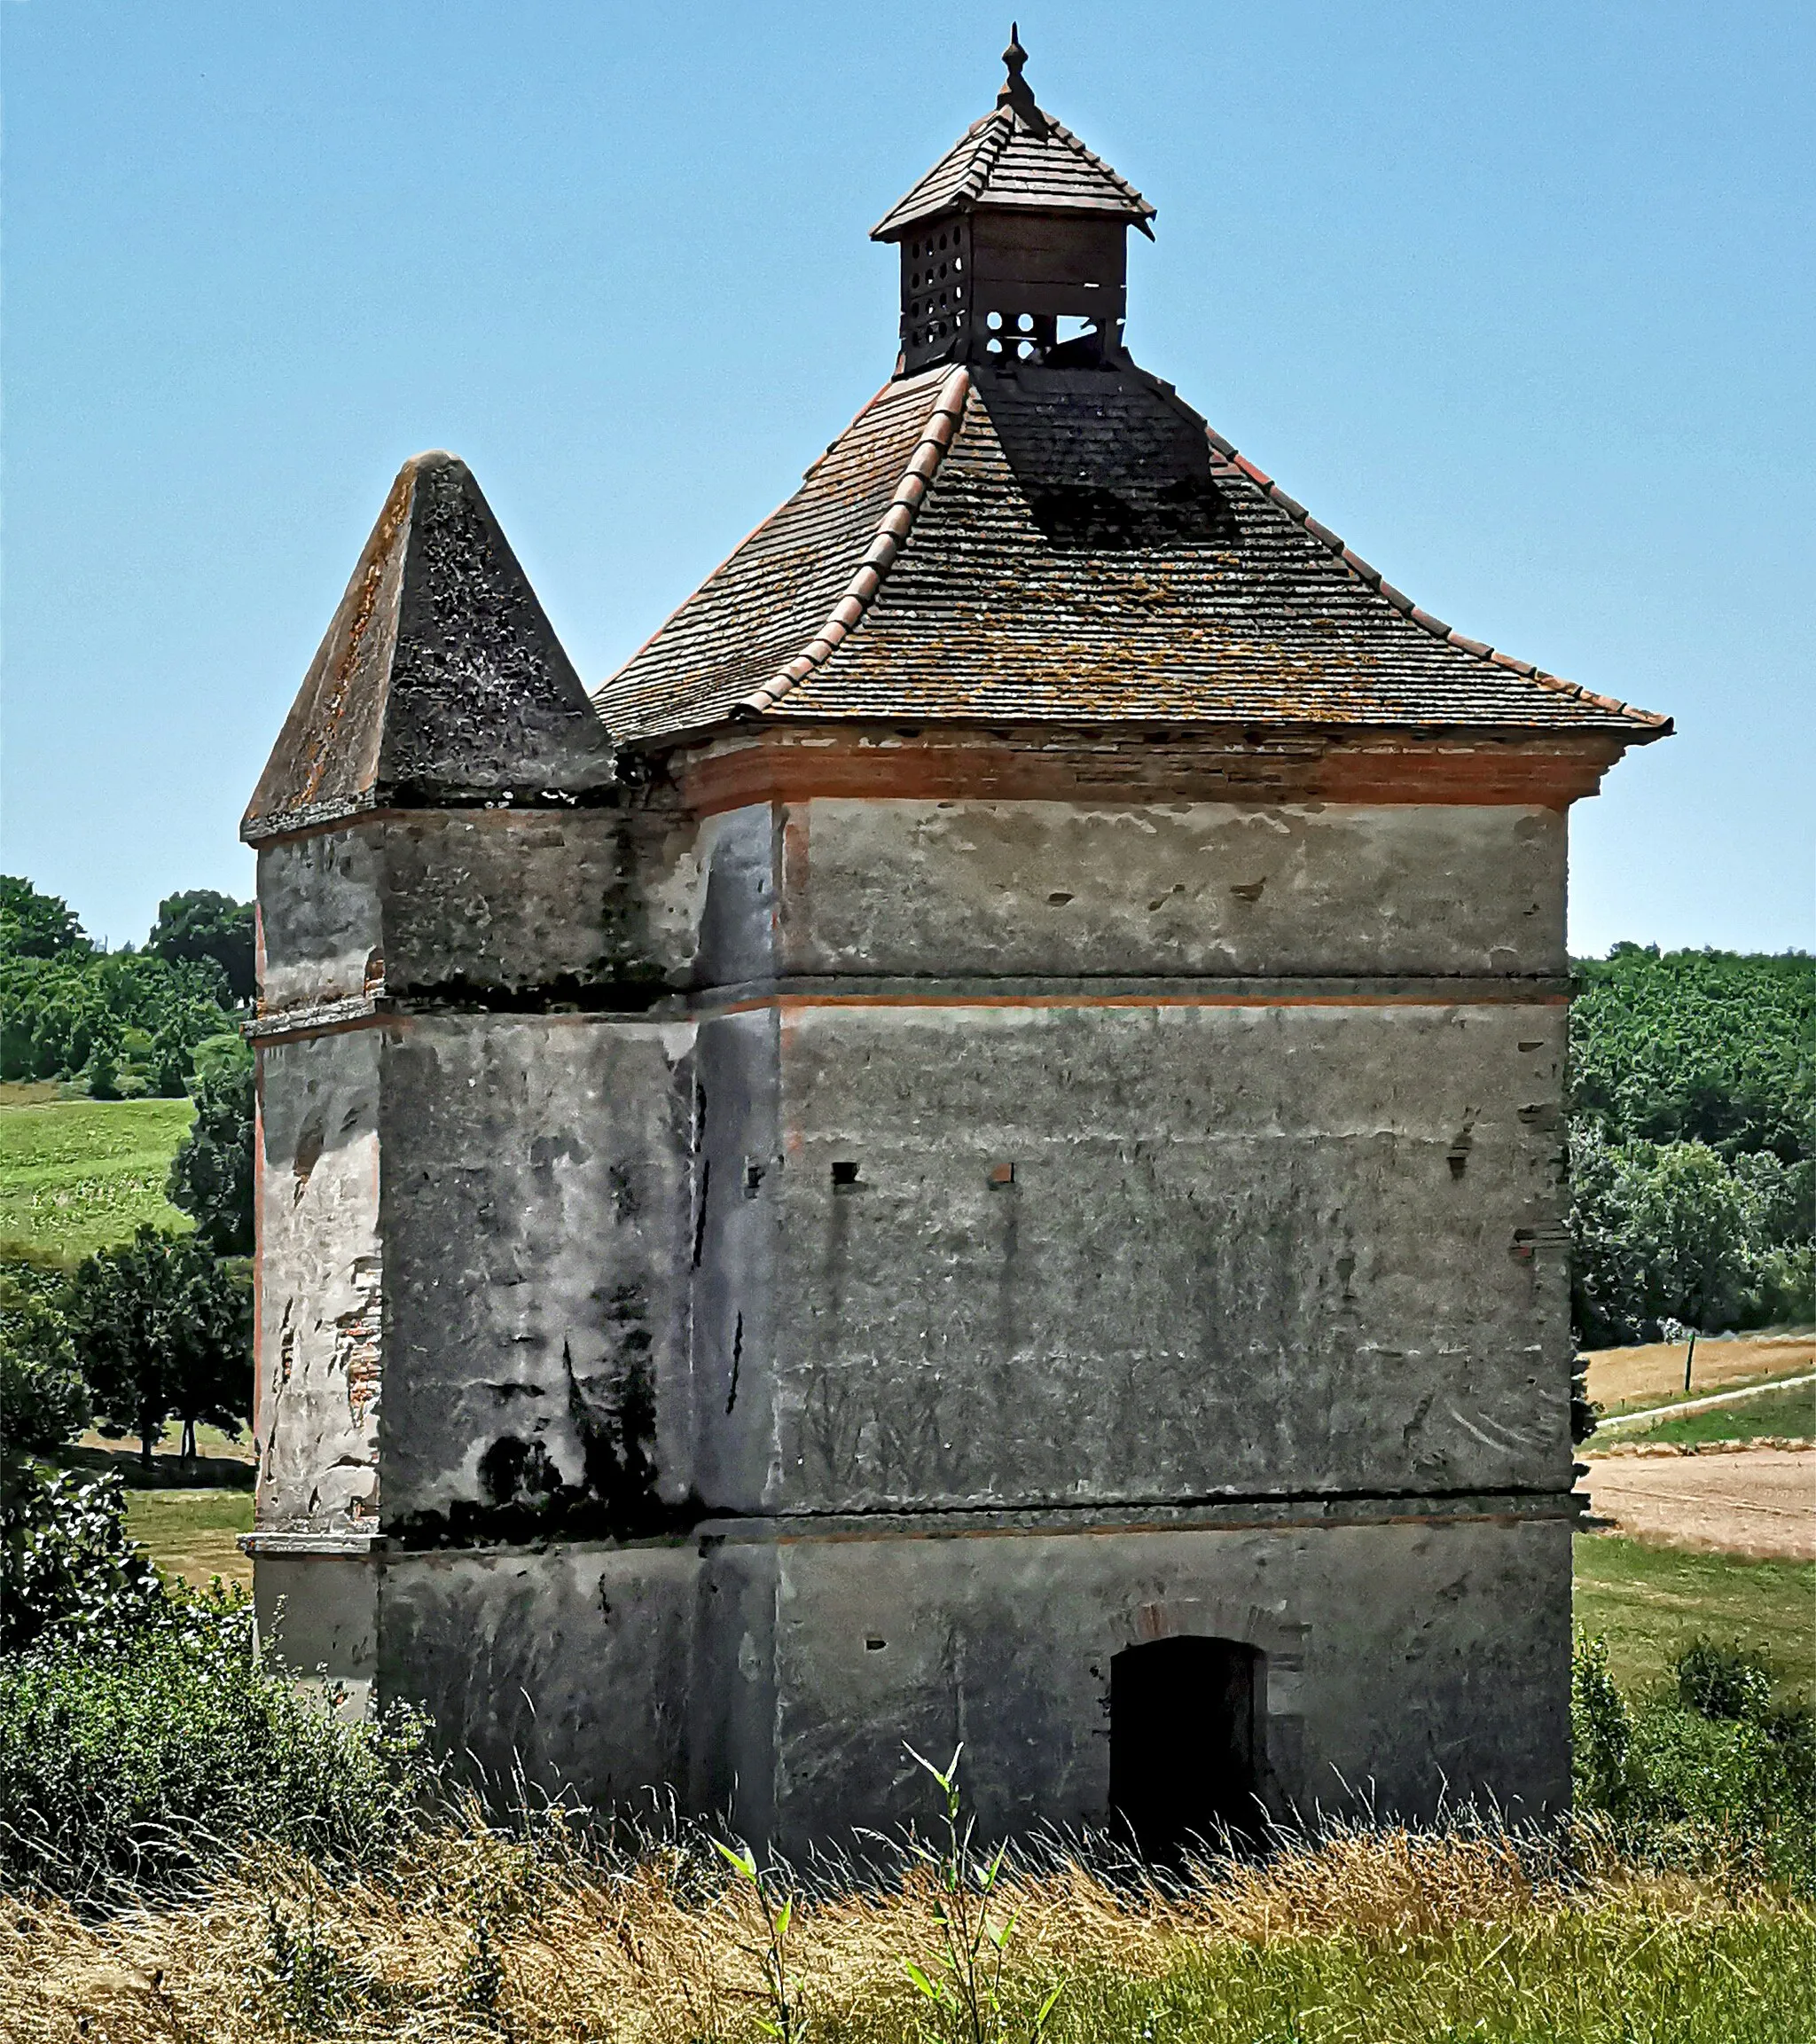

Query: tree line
[[0, 875, 253, 1096], [1569, 945, 1814, 1347], [1, 878, 254, 1468]]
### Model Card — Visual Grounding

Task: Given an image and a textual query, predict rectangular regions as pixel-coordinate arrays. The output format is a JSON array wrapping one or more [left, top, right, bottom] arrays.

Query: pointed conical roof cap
[[243, 452, 614, 842]]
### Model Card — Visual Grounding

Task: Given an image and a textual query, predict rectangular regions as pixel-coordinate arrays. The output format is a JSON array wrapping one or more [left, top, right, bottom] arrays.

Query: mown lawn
[[0, 1096, 194, 1260], [1574, 1531, 1816, 1704], [124, 1487, 254, 1591]]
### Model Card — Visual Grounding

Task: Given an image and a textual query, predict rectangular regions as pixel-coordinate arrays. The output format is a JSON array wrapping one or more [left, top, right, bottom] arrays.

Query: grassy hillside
[[0, 1095, 195, 1262]]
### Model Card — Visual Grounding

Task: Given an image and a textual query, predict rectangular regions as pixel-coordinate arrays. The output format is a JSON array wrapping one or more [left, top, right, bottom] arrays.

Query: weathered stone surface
[[256, 832, 385, 1015], [700, 1515, 1574, 1847], [259, 1511, 1571, 1844], [695, 799, 1566, 987], [379, 807, 702, 999], [257, 804, 701, 1018], [691, 999, 1569, 1513], [252, 767, 1581, 1841], [377, 1014, 696, 1542], [243, 453, 616, 842], [255, 1030, 384, 1532], [380, 1546, 695, 1803], [253, 1552, 379, 1717]]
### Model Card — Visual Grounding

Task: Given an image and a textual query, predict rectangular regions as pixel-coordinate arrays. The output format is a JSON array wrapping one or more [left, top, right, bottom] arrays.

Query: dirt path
[[1581, 1448, 1816, 1561]]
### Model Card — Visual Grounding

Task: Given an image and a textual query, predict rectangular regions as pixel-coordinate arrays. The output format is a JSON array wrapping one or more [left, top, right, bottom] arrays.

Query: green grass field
[[0, 1095, 194, 1261], [1616, 1378, 1816, 1446], [1574, 1531, 1816, 1704], [124, 1487, 254, 1591]]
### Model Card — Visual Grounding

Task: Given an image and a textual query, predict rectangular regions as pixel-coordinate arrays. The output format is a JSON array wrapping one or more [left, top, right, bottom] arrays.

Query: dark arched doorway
[[1109, 1636, 1265, 1860]]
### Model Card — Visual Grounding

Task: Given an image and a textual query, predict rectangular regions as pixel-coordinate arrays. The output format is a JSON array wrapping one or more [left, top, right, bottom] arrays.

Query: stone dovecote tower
[[245, 36, 1668, 1853]]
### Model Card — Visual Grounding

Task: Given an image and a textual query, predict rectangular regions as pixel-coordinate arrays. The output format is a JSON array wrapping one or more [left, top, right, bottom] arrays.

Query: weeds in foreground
[[1573, 1631, 1816, 1889], [714, 1836, 809, 2044], [6, 1627, 1816, 2036], [896, 1744, 1062, 2044]]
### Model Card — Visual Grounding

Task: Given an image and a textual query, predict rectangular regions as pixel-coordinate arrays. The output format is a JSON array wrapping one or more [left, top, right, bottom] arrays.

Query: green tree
[[146, 889, 256, 1006], [0, 876, 89, 959], [62, 1228, 252, 1463], [0, 1459, 164, 1655], [168, 1044, 255, 1255], [1624, 1141, 1756, 1332], [1571, 946, 1816, 1169], [1, 928, 236, 1087], [1570, 1132, 1765, 1347], [0, 1266, 90, 1453]]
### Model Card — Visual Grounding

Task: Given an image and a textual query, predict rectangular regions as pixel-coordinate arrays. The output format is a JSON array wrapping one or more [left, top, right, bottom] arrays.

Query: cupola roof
[[871, 27, 1154, 241]]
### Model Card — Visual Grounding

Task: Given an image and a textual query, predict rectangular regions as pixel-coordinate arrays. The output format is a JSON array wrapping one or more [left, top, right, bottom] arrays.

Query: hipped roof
[[593, 364, 1671, 749], [871, 98, 1155, 239]]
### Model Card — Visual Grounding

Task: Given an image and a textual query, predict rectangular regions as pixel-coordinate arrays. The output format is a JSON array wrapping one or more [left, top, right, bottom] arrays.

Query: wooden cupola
[[871, 27, 1155, 374]]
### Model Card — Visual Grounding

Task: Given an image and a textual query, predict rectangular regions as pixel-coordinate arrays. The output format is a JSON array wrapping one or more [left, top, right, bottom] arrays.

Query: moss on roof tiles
[[592, 362, 1668, 748]]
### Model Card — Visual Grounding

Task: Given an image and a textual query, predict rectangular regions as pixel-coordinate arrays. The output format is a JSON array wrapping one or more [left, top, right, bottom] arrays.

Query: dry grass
[[4, 1810, 1810, 2043], [1585, 1333, 1816, 1416]]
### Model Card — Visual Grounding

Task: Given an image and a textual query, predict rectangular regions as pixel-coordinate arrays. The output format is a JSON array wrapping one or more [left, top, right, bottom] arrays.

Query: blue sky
[[4, 1, 1810, 955]]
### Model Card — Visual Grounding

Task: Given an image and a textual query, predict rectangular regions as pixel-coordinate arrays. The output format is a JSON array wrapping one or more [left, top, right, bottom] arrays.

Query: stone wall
[[250, 780, 1578, 1844]]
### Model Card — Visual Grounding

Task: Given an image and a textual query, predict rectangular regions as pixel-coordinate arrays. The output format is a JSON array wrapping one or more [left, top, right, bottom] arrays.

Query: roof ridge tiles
[[966, 110, 1014, 205], [592, 372, 943, 734], [1206, 430, 1671, 733], [736, 365, 973, 717]]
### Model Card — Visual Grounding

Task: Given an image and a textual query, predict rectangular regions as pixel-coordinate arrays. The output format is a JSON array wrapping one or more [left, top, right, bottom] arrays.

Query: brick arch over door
[[1105, 1594, 1311, 1823]]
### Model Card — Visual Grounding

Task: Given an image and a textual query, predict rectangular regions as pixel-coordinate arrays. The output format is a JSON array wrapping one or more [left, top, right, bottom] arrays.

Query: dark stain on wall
[[390, 1315, 691, 1547]]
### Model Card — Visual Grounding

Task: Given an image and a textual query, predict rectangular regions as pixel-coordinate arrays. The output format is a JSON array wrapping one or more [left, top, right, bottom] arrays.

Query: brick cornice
[[666, 724, 1630, 818]]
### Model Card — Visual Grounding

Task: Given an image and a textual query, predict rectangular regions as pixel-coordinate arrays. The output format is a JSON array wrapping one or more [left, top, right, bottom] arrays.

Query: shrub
[[1677, 1639, 1776, 1723], [1573, 1633, 1816, 1889], [0, 1602, 434, 1895], [1569, 1633, 1635, 1813], [0, 1459, 166, 1656]]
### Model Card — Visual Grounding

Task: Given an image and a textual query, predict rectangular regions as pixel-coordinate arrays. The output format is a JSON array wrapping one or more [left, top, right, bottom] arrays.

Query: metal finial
[[998, 21, 1045, 130]]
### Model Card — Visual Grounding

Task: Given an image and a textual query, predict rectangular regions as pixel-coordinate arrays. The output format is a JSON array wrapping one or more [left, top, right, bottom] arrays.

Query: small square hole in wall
[[831, 1160, 861, 1190], [865, 1637, 887, 1652], [743, 1158, 765, 1198], [988, 1162, 1016, 1188]]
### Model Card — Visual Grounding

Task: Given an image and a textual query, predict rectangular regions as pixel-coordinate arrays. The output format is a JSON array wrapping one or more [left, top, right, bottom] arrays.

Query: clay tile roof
[[871, 104, 1155, 239], [244, 452, 613, 843], [592, 365, 1671, 748]]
